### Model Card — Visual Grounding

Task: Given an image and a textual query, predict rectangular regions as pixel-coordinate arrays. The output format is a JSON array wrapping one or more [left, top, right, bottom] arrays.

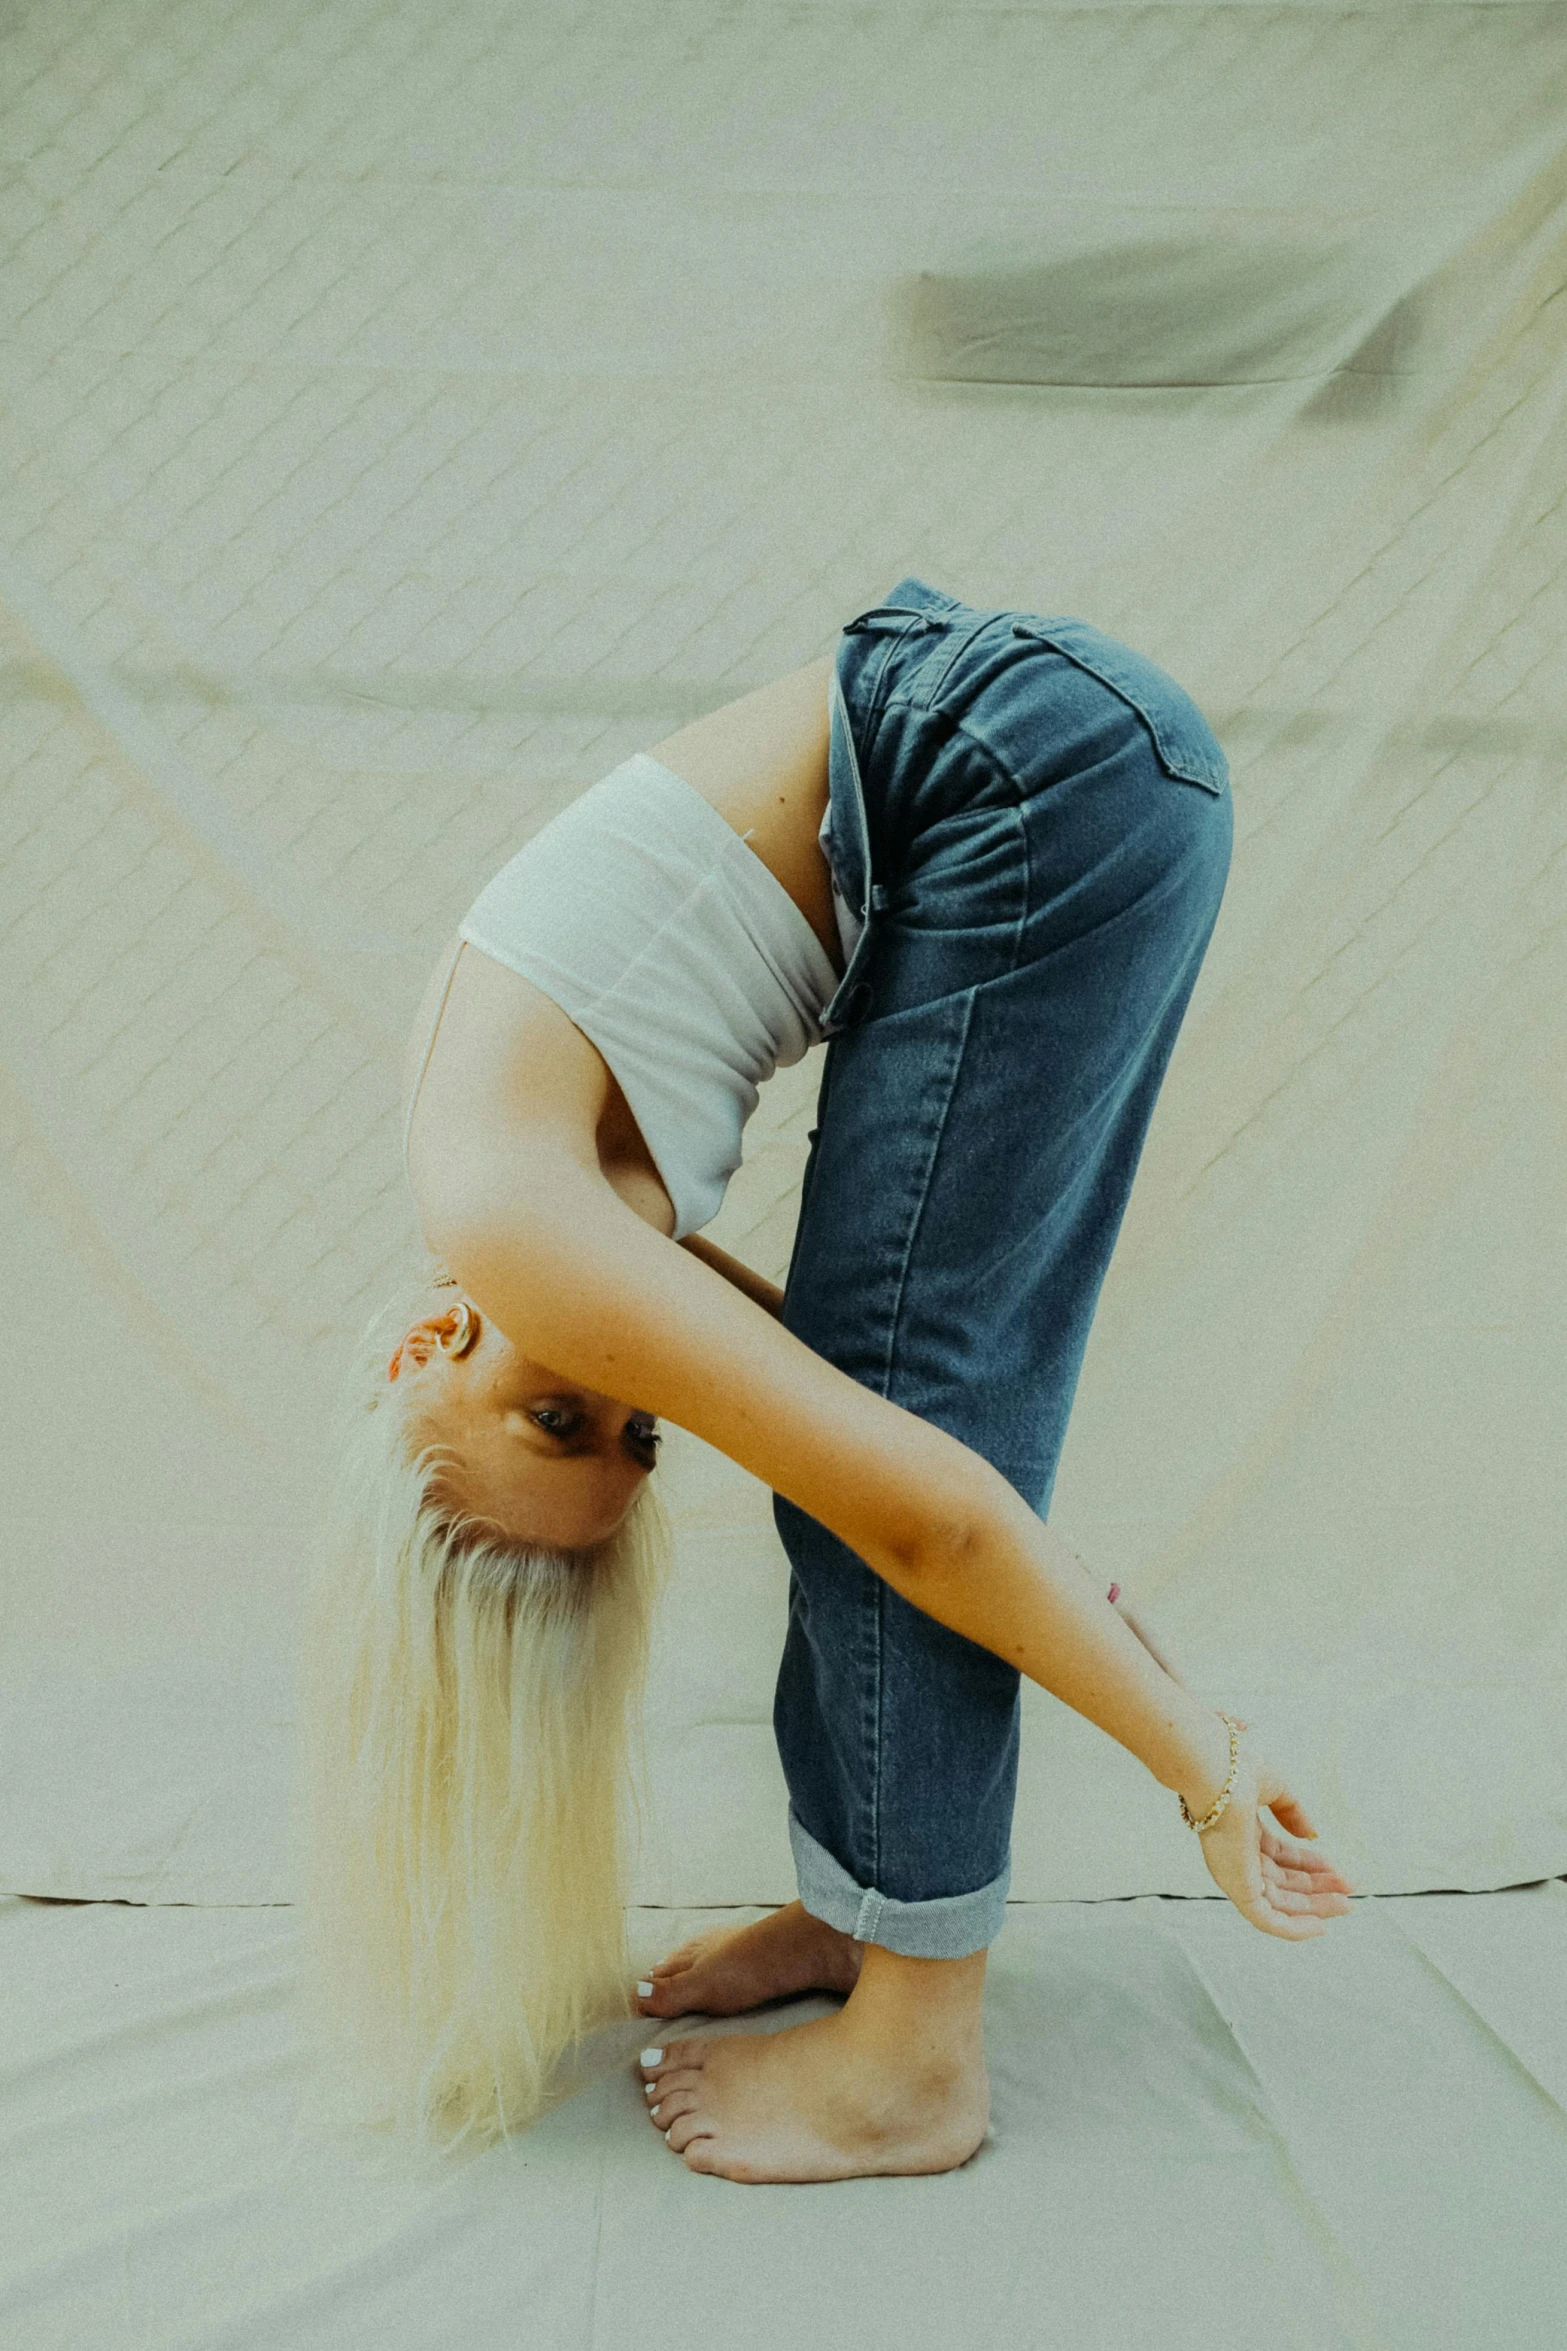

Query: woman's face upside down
[[389, 1297, 660, 1551]]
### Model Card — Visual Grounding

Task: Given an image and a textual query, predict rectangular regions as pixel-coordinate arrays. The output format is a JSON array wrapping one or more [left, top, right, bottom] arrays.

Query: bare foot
[[633, 1900, 863, 2020], [637, 2006, 989, 2184]]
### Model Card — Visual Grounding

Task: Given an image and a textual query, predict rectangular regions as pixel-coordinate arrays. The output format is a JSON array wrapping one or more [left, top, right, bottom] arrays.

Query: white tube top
[[402, 752, 859, 1240]]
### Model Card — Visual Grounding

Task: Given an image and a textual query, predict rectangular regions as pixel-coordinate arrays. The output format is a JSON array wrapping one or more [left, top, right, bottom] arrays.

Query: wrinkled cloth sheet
[[3, 1, 1566, 1919], [5, 1888, 1566, 2351]]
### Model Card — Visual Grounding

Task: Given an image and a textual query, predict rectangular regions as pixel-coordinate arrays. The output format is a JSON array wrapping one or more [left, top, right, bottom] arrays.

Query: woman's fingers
[[1260, 1864, 1317, 1911], [1261, 1856, 1317, 1892], [1261, 1852, 1348, 1898], [1261, 1875, 1350, 1918], [1225, 1861, 1325, 1938], [1250, 1903, 1329, 1941], [1249, 1858, 1329, 1934], [1258, 1864, 1341, 1916], [1260, 1850, 1353, 1917], [1275, 1880, 1351, 1916], [1259, 1827, 1319, 1867], [1260, 1827, 1357, 1894], [1203, 1825, 1353, 1934]]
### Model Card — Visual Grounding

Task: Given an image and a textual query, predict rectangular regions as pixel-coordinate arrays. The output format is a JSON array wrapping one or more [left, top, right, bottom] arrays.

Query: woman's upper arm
[[429, 1137, 995, 1585]]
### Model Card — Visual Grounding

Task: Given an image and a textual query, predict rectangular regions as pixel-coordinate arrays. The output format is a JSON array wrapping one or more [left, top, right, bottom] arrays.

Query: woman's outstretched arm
[[678, 1231, 785, 1319], [428, 1131, 1353, 1940]]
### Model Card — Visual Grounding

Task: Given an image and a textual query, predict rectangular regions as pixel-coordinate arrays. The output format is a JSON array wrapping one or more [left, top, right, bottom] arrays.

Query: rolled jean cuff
[[788, 1807, 1010, 1959]]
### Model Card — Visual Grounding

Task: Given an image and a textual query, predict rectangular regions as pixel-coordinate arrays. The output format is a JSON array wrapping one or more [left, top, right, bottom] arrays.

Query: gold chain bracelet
[[1178, 1713, 1243, 1833]]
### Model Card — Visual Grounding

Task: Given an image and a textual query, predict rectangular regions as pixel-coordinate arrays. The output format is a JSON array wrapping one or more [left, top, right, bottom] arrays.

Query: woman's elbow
[[893, 1467, 1016, 1593]]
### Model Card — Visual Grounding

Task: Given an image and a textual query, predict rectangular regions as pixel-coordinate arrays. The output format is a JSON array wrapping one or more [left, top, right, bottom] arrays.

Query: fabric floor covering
[[4, 1885, 1566, 2351]]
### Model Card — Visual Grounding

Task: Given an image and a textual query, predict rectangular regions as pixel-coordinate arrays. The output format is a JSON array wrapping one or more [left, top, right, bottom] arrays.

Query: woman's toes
[[632, 1946, 701, 2006], [641, 2037, 707, 2082], [665, 2108, 716, 2155], [648, 2087, 701, 2130], [644, 2069, 703, 2124], [651, 1942, 705, 1978], [646, 2065, 704, 2108]]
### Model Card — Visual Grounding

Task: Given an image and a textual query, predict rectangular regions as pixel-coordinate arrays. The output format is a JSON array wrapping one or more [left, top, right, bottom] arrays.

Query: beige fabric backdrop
[[1, 0, 1563, 1907]]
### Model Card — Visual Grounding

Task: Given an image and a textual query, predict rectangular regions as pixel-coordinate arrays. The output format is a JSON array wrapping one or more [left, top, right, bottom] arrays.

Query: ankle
[[839, 1944, 987, 2063], [802, 1908, 861, 1955]]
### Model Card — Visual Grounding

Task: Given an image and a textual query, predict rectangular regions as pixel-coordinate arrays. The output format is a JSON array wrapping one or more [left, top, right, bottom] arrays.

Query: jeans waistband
[[840, 575, 970, 633]]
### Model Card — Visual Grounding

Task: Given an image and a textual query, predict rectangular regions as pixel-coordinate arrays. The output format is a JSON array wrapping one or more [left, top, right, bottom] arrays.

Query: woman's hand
[[1096, 1579, 1354, 1935], [1189, 1733, 1356, 1940]]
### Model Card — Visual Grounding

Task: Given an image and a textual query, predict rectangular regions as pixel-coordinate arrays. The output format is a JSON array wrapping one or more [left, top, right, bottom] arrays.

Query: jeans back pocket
[[1009, 619, 1229, 796]]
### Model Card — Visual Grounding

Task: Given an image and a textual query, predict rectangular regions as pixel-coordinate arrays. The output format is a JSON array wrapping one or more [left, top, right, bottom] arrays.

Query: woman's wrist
[[1155, 1690, 1241, 1819]]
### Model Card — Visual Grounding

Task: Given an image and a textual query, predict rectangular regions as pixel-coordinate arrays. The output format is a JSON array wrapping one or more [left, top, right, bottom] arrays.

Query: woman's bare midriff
[[404, 653, 839, 1235]]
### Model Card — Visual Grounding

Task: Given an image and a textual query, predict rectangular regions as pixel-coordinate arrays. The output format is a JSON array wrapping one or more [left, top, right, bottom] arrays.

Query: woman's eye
[[532, 1407, 580, 1438]]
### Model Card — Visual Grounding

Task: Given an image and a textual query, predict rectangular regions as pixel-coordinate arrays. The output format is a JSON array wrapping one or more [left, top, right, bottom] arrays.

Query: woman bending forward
[[305, 577, 1353, 2181]]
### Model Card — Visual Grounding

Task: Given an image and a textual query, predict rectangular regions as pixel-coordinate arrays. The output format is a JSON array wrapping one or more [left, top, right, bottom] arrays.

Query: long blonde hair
[[299, 1257, 672, 2154]]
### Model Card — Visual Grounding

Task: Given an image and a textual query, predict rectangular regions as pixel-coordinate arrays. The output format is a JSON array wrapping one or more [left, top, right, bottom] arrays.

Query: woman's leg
[[774, 604, 1233, 1955], [640, 581, 1232, 2179]]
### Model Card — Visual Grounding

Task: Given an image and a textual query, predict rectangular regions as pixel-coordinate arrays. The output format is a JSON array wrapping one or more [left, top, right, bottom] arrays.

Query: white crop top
[[402, 752, 863, 1240]]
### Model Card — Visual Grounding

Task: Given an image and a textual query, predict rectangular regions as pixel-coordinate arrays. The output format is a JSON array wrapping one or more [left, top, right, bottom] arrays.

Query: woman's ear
[[442, 1300, 481, 1358], [387, 1305, 476, 1381], [387, 1326, 433, 1381]]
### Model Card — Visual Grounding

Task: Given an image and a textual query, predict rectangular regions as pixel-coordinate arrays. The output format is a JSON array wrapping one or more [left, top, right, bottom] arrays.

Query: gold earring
[[443, 1301, 480, 1358]]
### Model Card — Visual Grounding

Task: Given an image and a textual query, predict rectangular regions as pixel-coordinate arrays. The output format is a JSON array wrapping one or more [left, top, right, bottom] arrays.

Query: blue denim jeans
[[773, 576, 1233, 1958]]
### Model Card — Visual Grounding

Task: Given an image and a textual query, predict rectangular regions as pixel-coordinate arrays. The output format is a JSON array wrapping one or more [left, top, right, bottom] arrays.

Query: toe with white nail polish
[[640, 2047, 664, 2068], [636, 1981, 654, 1997]]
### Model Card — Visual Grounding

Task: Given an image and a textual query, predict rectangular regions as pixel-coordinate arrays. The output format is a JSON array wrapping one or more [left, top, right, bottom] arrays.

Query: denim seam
[[863, 1548, 884, 1882], [826, 621, 907, 926], [874, 981, 980, 1408], [1007, 786, 1028, 977], [905, 610, 1001, 707], [823, 600, 993, 1892], [858, 622, 913, 741], [781, 1044, 837, 1307]]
